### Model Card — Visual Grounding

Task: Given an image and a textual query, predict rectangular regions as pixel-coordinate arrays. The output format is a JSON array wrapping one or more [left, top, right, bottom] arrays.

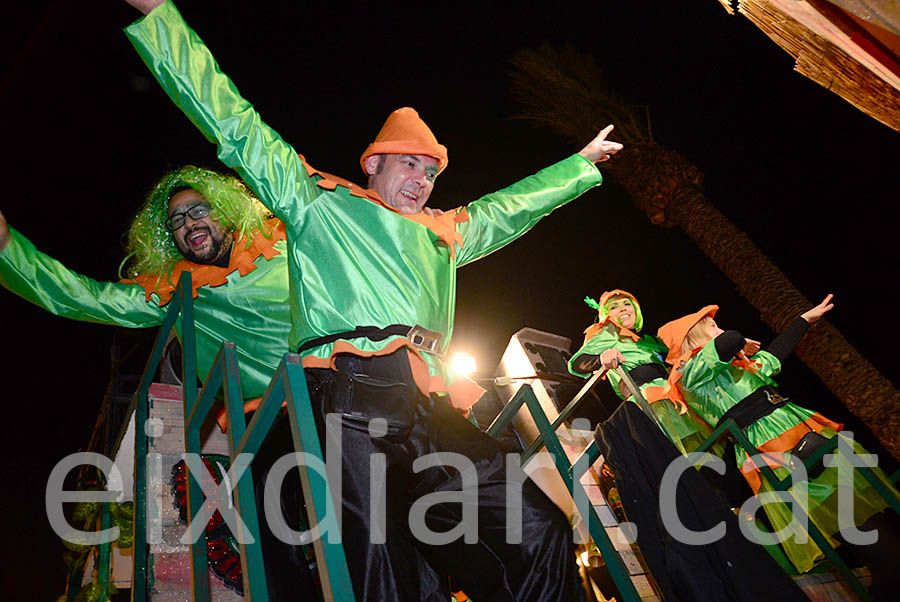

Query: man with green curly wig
[[0, 165, 291, 408], [0, 164, 318, 597]]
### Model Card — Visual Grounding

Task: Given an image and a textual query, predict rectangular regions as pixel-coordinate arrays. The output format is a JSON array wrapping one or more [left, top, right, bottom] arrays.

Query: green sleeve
[[751, 349, 782, 380], [124, 1, 320, 222], [679, 340, 729, 390], [681, 339, 782, 391], [568, 323, 617, 378], [0, 228, 164, 327], [456, 156, 602, 267]]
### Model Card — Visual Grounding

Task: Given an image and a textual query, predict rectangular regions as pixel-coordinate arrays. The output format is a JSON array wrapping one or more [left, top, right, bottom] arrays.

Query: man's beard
[[180, 226, 230, 265]]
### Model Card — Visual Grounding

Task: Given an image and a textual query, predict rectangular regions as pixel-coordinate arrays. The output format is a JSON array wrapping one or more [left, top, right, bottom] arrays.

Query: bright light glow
[[579, 550, 590, 566], [450, 353, 477, 376]]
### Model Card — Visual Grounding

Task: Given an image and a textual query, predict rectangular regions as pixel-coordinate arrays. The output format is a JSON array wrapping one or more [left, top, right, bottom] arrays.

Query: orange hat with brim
[[360, 107, 449, 174], [657, 305, 719, 366]]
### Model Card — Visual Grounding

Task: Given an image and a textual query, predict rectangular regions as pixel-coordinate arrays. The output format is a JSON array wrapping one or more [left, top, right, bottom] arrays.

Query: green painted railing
[[486, 363, 900, 602], [512, 370, 604, 463], [130, 272, 355, 601], [486, 374, 643, 602], [693, 416, 900, 602], [131, 273, 188, 601]]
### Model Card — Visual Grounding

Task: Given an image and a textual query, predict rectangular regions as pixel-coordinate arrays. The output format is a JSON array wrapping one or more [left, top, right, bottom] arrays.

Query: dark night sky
[[1, 1, 898, 599]]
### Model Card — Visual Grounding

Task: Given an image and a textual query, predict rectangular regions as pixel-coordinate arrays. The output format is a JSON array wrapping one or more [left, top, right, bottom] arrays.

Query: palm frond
[[509, 44, 652, 147]]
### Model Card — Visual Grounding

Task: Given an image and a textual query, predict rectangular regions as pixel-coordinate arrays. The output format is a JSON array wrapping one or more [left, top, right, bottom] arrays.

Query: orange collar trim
[[298, 154, 467, 258], [643, 384, 688, 415], [583, 315, 641, 344], [665, 346, 705, 394], [581, 318, 687, 413], [123, 218, 286, 306]]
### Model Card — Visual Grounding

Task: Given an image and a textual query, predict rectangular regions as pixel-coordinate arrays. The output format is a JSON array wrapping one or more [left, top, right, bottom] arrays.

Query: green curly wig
[[121, 166, 271, 279]]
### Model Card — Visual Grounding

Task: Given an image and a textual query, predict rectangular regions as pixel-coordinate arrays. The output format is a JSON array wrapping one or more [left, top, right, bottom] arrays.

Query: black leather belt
[[618, 362, 668, 399], [628, 362, 668, 387], [715, 386, 788, 431], [297, 324, 444, 355]]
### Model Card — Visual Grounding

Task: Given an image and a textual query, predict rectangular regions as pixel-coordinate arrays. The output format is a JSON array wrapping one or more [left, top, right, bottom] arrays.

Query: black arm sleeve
[[766, 317, 810, 362], [572, 354, 603, 375], [714, 330, 746, 362]]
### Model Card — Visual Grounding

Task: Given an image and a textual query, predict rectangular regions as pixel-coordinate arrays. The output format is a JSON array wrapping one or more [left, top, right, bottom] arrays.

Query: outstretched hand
[[801, 294, 834, 324], [578, 125, 624, 164], [742, 338, 761, 357], [125, 0, 166, 15], [0, 209, 10, 252]]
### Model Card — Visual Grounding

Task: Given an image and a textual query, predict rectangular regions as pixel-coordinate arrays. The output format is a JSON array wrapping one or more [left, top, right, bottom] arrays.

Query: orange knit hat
[[657, 305, 719, 366], [360, 107, 449, 174]]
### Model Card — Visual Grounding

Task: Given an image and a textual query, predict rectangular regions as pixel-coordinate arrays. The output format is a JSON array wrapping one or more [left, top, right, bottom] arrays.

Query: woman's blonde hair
[[682, 316, 715, 356]]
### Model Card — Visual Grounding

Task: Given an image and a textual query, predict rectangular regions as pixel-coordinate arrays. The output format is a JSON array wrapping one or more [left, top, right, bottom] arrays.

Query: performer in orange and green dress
[[569, 289, 713, 454], [659, 296, 900, 596]]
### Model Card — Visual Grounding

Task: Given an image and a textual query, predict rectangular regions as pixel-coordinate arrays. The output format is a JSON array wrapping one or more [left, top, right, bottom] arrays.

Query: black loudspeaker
[[491, 328, 574, 448], [490, 328, 613, 435]]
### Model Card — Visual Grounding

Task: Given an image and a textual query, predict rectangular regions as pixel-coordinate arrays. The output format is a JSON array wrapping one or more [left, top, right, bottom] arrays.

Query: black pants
[[252, 409, 319, 600], [255, 350, 579, 601], [835, 512, 900, 601], [595, 402, 805, 602]]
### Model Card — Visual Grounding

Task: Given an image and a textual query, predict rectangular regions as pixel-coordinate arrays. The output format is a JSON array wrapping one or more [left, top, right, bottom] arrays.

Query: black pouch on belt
[[325, 370, 416, 440], [789, 431, 831, 479]]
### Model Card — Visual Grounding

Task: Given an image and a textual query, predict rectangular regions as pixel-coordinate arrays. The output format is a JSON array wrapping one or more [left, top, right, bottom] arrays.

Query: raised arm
[[765, 294, 833, 362], [456, 156, 602, 266], [124, 1, 320, 221], [124, 0, 165, 15], [800, 293, 834, 324], [578, 125, 624, 164], [0, 222, 164, 327], [456, 126, 621, 266]]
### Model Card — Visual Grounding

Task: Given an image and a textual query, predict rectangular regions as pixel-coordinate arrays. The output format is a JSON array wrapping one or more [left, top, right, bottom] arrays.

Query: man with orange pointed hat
[[123, 1, 622, 599]]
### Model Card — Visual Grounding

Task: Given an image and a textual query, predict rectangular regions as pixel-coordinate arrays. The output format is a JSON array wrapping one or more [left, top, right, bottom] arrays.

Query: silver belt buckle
[[764, 389, 788, 405], [407, 325, 443, 355]]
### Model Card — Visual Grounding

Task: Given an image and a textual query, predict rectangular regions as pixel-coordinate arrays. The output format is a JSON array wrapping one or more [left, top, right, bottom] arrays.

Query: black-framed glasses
[[165, 202, 211, 231]]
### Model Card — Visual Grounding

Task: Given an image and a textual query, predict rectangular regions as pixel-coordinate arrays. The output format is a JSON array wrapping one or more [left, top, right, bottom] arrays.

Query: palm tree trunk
[[509, 45, 900, 459], [613, 143, 900, 460]]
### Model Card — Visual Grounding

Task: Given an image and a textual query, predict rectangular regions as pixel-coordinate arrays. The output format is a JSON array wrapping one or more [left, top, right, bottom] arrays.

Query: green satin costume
[[0, 227, 291, 401], [569, 324, 712, 454], [679, 345, 803, 455], [125, 2, 603, 385], [679, 341, 893, 573]]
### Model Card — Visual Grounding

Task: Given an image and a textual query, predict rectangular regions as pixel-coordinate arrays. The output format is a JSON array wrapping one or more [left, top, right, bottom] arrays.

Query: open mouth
[[187, 228, 210, 248], [399, 190, 419, 207]]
